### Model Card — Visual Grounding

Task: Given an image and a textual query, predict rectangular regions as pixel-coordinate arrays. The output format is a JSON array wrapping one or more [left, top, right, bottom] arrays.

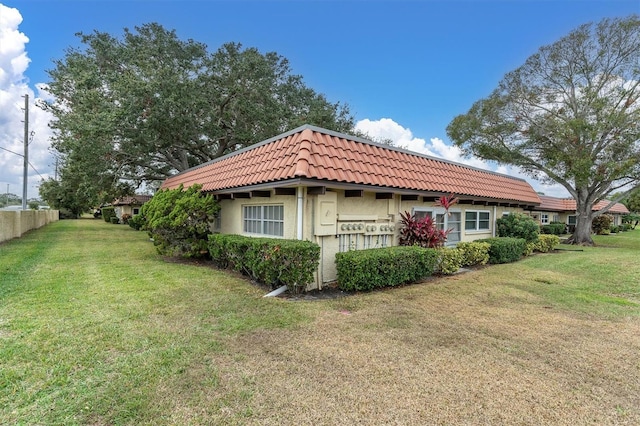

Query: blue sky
[[0, 0, 638, 199]]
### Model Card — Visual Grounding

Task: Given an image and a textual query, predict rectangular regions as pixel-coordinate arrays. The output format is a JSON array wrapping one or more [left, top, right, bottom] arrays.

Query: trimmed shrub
[[102, 206, 116, 223], [335, 246, 438, 292], [437, 247, 464, 275], [496, 213, 539, 242], [128, 214, 145, 230], [121, 213, 132, 225], [478, 237, 526, 264], [535, 234, 560, 252], [207, 234, 320, 293], [592, 214, 613, 235], [109, 216, 120, 224], [610, 225, 620, 233], [523, 241, 536, 256], [141, 184, 219, 258], [541, 222, 566, 235], [456, 241, 490, 267]]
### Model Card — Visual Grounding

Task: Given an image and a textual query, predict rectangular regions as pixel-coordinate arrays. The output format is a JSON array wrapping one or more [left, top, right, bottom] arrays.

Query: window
[[243, 205, 284, 237], [541, 214, 549, 224], [567, 215, 577, 225], [553, 214, 559, 223], [413, 208, 461, 245], [212, 211, 221, 231], [133, 208, 140, 215], [465, 210, 490, 231]]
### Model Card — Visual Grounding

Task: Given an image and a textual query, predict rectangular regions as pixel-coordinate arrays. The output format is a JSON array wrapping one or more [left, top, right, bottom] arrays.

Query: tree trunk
[[566, 198, 594, 245]]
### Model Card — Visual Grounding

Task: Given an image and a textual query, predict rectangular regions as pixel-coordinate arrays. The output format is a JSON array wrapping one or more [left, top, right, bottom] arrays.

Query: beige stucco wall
[[217, 193, 301, 239], [212, 187, 530, 290], [0, 209, 60, 244]]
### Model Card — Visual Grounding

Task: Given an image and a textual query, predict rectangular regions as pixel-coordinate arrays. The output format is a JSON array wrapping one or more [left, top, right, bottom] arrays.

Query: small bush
[[141, 184, 219, 258], [541, 222, 566, 235], [456, 241, 490, 267], [592, 214, 613, 235], [524, 241, 536, 256], [437, 247, 463, 275], [335, 246, 438, 291], [398, 211, 448, 248], [609, 225, 619, 233], [128, 214, 145, 230], [496, 213, 539, 242], [102, 206, 116, 223], [121, 213, 132, 225], [110, 216, 120, 224], [535, 234, 560, 252], [478, 237, 526, 264], [207, 234, 320, 293]]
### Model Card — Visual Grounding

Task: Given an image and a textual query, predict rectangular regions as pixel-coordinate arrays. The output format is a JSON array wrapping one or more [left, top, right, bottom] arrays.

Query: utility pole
[[22, 94, 28, 210]]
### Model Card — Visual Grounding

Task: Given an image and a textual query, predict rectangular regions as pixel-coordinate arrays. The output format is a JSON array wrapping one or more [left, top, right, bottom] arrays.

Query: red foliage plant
[[398, 211, 449, 248], [435, 193, 460, 215]]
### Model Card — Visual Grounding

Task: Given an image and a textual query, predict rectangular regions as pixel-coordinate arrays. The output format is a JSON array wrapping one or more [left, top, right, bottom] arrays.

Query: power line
[[0, 145, 24, 157]]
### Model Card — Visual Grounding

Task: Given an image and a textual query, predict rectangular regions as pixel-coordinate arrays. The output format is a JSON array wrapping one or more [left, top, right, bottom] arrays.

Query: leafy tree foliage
[[40, 23, 354, 213], [139, 184, 219, 258], [621, 189, 640, 213], [447, 16, 640, 245]]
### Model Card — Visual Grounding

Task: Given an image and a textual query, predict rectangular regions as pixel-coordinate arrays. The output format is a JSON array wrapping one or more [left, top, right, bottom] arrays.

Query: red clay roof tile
[[161, 125, 542, 204], [538, 195, 629, 214]]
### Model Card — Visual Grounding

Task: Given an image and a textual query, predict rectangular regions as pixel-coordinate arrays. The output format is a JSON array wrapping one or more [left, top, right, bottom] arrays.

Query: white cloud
[[0, 3, 55, 200], [355, 117, 570, 198]]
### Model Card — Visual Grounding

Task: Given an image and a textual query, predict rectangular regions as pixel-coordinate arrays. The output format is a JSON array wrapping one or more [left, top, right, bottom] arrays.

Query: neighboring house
[[161, 125, 541, 290], [112, 195, 152, 220], [531, 195, 629, 230]]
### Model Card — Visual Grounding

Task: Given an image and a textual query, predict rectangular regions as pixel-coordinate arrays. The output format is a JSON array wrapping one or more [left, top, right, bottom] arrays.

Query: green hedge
[[535, 234, 560, 252], [496, 213, 539, 242], [335, 246, 438, 292], [102, 206, 116, 223], [540, 222, 566, 235], [437, 247, 464, 275], [477, 237, 527, 264], [207, 234, 320, 293], [456, 241, 490, 267]]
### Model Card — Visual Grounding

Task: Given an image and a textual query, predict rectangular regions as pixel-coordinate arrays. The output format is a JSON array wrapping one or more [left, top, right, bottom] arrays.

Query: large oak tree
[[447, 16, 640, 245], [39, 23, 354, 211]]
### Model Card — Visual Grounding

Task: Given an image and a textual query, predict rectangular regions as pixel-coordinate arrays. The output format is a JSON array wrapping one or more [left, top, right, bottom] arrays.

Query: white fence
[[0, 210, 60, 244]]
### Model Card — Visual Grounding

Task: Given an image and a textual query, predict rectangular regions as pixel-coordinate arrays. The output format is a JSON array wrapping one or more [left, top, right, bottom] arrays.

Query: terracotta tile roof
[[538, 195, 629, 214], [112, 195, 153, 206], [161, 125, 541, 204]]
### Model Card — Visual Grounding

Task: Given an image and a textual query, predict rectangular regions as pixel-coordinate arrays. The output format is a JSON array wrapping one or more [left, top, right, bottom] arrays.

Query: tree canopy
[[447, 16, 640, 245], [39, 23, 354, 212]]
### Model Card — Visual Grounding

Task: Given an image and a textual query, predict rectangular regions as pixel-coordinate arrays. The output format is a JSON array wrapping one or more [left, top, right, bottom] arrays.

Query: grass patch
[[1, 221, 639, 424], [0, 220, 312, 425]]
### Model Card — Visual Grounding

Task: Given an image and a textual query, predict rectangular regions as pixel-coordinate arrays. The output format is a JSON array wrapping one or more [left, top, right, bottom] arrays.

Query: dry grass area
[[199, 273, 640, 426]]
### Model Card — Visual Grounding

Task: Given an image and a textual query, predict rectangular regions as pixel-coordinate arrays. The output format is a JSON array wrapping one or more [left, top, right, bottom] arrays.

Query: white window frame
[[412, 207, 461, 246], [465, 210, 491, 232], [541, 213, 549, 225], [242, 205, 284, 237]]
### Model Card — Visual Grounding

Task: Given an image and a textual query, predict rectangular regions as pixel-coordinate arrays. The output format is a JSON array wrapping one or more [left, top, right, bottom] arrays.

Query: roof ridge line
[[293, 128, 313, 177]]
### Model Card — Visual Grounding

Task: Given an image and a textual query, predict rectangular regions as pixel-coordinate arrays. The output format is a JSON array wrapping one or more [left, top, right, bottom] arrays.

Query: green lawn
[[1, 220, 639, 425]]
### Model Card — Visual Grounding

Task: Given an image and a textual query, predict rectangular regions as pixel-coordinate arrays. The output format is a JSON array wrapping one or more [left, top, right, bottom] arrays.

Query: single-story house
[[161, 124, 543, 290], [112, 195, 153, 219], [531, 195, 629, 230]]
